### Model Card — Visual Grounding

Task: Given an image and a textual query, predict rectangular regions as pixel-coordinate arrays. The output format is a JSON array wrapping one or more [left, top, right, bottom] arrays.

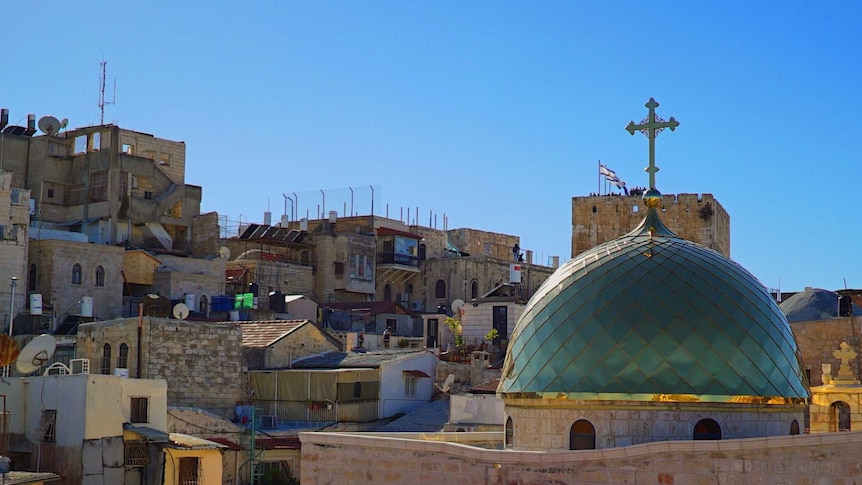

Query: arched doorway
[[790, 419, 800, 435], [505, 417, 513, 448], [831, 401, 851, 431], [693, 418, 722, 440], [569, 419, 596, 450]]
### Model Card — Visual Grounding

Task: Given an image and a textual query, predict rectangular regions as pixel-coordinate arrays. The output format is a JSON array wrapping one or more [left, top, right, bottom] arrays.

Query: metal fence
[[253, 399, 379, 424]]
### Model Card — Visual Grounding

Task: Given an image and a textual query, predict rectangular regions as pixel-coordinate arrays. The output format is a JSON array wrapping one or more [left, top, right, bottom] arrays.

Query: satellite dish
[[0, 335, 21, 367], [218, 246, 231, 259], [451, 299, 465, 313], [16, 334, 57, 374], [172, 303, 189, 320], [442, 374, 455, 393], [38, 116, 61, 135], [59, 118, 69, 130]]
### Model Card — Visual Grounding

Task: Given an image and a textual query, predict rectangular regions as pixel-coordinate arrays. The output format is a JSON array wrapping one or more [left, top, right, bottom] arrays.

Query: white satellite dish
[[218, 246, 231, 259], [172, 303, 190, 320], [442, 374, 455, 393], [16, 334, 57, 374], [38, 116, 61, 136], [451, 299, 465, 313]]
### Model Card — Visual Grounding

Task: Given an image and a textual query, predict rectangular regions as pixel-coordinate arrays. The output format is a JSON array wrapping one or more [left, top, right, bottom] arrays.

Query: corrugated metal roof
[[167, 433, 228, 450], [1, 471, 62, 484], [240, 320, 308, 348], [291, 349, 431, 369], [124, 423, 169, 443], [324, 301, 411, 315], [403, 369, 431, 378]]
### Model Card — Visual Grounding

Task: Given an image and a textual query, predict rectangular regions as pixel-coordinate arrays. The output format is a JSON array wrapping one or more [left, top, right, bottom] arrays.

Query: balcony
[[376, 252, 419, 268]]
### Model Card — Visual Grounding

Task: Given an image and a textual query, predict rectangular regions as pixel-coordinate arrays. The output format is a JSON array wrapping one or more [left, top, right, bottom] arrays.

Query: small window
[[74, 135, 87, 154], [790, 419, 800, 435], [178, 456, 200, 485], [505, 417, 513, 448], [72, 263, 82, 285], [122, 143, 134, 155], [471, 280, 479, 300], [383, 284, 392, 302], [117, 343, 129, 369], [101, 344, 112, 375], [404, 375, 417, 396], [353, 382, 362, 398], [144, 191, 153, 200], [158, 153, 170, 166], [693, 418, 722, 440], [570, 419, 596, 450], [131, 397, 149, 423], [435, 279, 446, 299], [47, 188, 55, 199], [95, 265, 105, 287], [90, 132, 101, 151], [124, 441, 149, 467], [632, 205, 639, 213], [28, 264, 37, 292], [40, 410, 57, 443]]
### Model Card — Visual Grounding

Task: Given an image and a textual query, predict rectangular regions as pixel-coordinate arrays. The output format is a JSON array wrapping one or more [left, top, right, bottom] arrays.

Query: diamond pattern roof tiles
[[499, 208, 808, 402]]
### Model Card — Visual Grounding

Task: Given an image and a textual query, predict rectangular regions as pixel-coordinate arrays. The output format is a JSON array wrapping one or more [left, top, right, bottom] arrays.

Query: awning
[[226, 268, 247, 281], [402, 370, 431, 378], [124, 423, 169, 443]]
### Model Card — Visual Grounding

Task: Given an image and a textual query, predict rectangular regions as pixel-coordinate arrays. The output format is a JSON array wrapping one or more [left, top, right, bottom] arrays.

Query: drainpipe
[[137, 303, 143, 378]]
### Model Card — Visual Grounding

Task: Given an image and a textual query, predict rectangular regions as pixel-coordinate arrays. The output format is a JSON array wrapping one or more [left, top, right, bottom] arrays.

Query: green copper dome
[[499, 208, 808, 403]]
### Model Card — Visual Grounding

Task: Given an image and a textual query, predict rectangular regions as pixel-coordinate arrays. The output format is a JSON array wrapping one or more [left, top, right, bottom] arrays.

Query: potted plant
[[484, 328, 499, 351]]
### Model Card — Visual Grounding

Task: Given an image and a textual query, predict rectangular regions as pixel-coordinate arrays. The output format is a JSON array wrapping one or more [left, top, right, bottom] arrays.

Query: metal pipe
[[349, 186, 354, 216], [292, 192, 298, 221], [369, 185, 374, 216], [7, 277, 17, 336]]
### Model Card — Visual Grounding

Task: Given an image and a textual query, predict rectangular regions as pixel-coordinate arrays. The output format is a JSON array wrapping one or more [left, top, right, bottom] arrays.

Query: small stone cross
[[833, 341, 857, 378], [626, 98, 679, 189]]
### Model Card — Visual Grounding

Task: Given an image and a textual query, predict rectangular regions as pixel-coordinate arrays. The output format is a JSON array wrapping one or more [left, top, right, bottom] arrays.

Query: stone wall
[[300, 430, 862, 484], [119, 128, 186, 184], [264, 323, 340, 369], [504, 399, 804, 450], [790, 317, 862, 386], [0, 172, 29, 330], [191, 211, 220, 257], [572, 193, 730, 258]]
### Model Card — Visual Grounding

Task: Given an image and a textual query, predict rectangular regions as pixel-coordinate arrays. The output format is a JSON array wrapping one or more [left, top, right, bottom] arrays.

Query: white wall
[[379, 351, 438, 417], [449, 394, 505, 425]]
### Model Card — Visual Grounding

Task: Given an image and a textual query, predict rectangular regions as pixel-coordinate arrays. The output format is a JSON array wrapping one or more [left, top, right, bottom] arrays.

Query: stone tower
[[571, 193, 730, 258]]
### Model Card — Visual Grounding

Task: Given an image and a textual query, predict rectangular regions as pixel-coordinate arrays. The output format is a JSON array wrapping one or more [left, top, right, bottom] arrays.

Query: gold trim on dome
[[498, 391, 807, 405]]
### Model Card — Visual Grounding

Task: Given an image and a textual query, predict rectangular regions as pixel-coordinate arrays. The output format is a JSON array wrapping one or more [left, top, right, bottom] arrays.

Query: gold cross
[[626, 98, 679, 189]]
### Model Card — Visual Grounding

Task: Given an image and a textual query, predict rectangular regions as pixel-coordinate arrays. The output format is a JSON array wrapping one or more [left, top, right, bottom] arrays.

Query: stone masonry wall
[[572, 193, 730, 258], [790, 316, 862, 386], [505, 399, 804, 450], [145, 318, 243, 417], [300, 430, 862, 485], [0, 172, 29, 329]]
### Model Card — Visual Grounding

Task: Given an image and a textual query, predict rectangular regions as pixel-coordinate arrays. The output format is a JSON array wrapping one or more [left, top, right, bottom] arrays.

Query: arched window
[[101, 344, 112, 375], [72, 264, 82, 285], [418, 243, 427, 261], [28, 264, 37, 292], [569, 419, 596, 450], [790, 419, 800, 435], [471, 280, 479, 300], [384, 284, 392, 302], [831, 401, 851, 431], [693, 418, 722, 440], [505, 417, 513, 448], [117, 343, 129, 369], [95, 266, 105, 287], [435, 279, 446, 299]]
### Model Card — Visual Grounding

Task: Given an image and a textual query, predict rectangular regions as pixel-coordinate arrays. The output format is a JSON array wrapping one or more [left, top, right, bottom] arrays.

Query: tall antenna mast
[[99, 60, 116, 125]]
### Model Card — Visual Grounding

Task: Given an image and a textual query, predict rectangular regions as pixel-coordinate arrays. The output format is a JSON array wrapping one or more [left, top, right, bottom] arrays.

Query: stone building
[[28, 239, 125, 330], [0, 171, 30, 333], [571, 192, 730, 258], [240, 319, 342, 370], [76, 318, 244, 417]]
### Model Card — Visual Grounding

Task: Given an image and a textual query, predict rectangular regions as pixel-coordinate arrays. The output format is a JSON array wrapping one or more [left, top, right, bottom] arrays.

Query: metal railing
[[253, 399, 379, 424]]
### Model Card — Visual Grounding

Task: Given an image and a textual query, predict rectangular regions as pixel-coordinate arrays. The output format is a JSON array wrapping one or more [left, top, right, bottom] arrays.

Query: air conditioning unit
[[410, 301, 424, 312], [398, 293, 410, 303], [261, 415, 278, 430], [70, 358, 90, 374]]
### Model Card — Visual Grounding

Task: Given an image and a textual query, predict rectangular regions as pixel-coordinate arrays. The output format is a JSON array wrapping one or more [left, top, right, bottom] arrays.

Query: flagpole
[[597, 160, 601, 195]]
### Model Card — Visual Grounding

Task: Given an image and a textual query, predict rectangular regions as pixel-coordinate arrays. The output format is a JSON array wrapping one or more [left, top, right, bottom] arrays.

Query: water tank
[[30, 294, 43, 315], [329, 210, 337, 223], [184, 294, 196, 312], [80, 296, 94, 317], [300, 218, 308, 231], [509, 264, 522, 284], [280, 214, 289, 227], [264, 211, 272, 225]]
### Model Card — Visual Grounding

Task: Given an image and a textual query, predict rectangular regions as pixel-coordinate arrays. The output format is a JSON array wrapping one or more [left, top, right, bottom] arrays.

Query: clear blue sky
[[3, 2, 860, 292]]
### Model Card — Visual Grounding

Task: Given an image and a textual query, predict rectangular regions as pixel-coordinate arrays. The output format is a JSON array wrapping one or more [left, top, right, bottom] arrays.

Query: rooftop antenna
[[99, 60, 116, 125]]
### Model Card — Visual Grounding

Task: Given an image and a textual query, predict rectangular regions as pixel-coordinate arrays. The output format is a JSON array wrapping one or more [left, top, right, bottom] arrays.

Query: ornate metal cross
[[626, 98, 679, 189]]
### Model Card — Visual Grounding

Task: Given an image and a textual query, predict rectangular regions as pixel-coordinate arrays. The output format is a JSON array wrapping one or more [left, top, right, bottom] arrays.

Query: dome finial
[[625, 97, 680, 197]]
